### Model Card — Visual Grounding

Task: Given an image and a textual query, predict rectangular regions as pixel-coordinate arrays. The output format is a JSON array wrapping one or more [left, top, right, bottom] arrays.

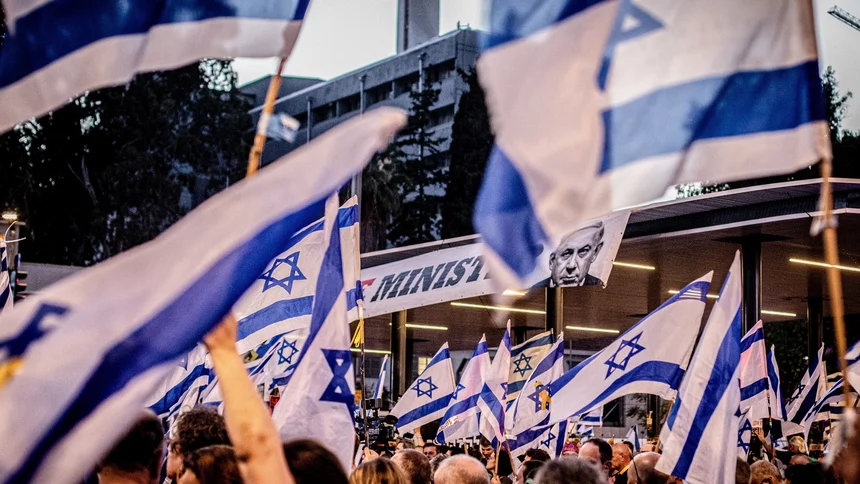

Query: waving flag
[[391, 343, 456, 431], [739, 321, 769, 420], [270, 195, 357, 470], [509, 336, 564, 434], [146, 345, 211, 421], [437, 336, 491, 444], [783, 345, 827, 435], [478, 322, 512, 447], [737, 409, 753, 459], [798, 376, 860, 441], [0, 239, 11, 314], [766, 346, 787, 421], [0, 108, 405, 484], [372, 355, 389, 400], [474, 0, 829, 290], [508, 418, 569, 460], [846, 338, 860, 395], [0, 0, 311, 132], [658, 252, 743, 484], [547, 274, 712, 425], [578, 407, 603, 427], [626, 425, 641, 453], [507, 331, 554, 409]]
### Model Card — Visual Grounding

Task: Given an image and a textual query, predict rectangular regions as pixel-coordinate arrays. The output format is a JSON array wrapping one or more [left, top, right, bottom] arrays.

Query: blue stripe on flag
[[148, 363, 208, 417], [397, 396, 453, 429], [480, 389, 507, 447], [740, 378, 768, 401], [427, 347, 452, 368], [529, 342, 564, 377], [600, 61, 826, 173], [512, 333, 554, 356], [740, 327, 765, 353], [507, 380, 527, 396], [474, 146, 547, 280], [486, 0, 609, 48], [237, 297, 314, 340], [0, 285, 10, 309], [9, 198, 326, 483], [509, 423, 551, 450], [790, 381, 820, 425]]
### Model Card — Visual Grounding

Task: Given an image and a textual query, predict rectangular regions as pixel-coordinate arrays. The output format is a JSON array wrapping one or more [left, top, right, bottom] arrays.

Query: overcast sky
[[235, 0, 860, 131]]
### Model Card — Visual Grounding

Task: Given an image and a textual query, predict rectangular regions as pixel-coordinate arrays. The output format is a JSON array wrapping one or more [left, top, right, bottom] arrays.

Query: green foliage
[[763, 320, 809, 396]]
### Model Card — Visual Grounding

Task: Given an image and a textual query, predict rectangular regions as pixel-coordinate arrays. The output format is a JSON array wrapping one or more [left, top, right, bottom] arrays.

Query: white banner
[[362, 211, 629, 317]]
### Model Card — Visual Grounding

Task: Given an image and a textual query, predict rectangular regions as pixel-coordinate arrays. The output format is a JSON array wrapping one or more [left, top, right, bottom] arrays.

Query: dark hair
[[283, 439, 348, 484], [424, 442, 438, 450], [534, 456, 605, 484], [480, 438, 493, 448], [351, 458, 408, 484], [524, 448, 551, 462], [584, 438, 613, 464], [497, 450, 515, 477], [785, 462, 831, 484], [182, 445, 241, 484], [173, 407, 230, 459], [100, 411, 164, 479], [623, 441, 635, 454], [430, 454, 449, 475], [736, 457, 751, 484], [394, 449, 433, 484], [522, 460, 546, 482]]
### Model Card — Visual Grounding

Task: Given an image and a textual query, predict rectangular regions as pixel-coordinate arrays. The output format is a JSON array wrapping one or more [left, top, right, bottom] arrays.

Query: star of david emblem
[[452, 383, 466, 400], [738, 418, 752, 454], [527, 382, 552, 412], [604, 332, 645, 379], [786, 384, 805, 408], [512, 353, 533, 378], [412, 377, 438, 399], [0, 303, 68, 359], [598, 0, 664, 90], [277, 339, 299, 366], [258, 252, 306, 294], [541, 431, 556, 449], [320, 349, 354, 407]]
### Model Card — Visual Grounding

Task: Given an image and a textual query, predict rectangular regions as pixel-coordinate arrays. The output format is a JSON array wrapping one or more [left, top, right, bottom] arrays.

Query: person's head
[[178, 445, 241, 484], [628, 452, 674, 484], [612, 442, 633, 471], [790, 454, 812, 466], [624, 441, 635, 455], [497, 450, 515, 477], [98, 411, 164, 483], [423, 443, 439, 459], [533, 456, 607, 484], [789, 436, 807, 454], [639, 442, 657, 453], [524, 448, 551, 463], [430, 454, 449, 476], [579, 438, 613, 476], [283, 439, 349, 484], [737, 457, 752, 484], [168, 407, 231, 479], [549, 222, 604, 287], [434, 455, 490, 484], [785, 462, 827, 484], [518, 460, 546, 484], [350, 457, 408, 484], [751, 460, 783, 484], [480, 439, 494, 460], [393, 449, 432, 484]]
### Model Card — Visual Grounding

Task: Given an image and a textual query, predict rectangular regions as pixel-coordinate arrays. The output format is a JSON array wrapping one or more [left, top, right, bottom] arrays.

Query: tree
[[441, 68, 494, 239], [359, 145, 404, 252]]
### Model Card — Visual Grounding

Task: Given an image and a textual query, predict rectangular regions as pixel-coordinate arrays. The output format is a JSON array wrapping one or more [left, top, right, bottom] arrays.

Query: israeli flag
[[657, 252, 743, 484], [0, 0, 310, 132], [783, 345, 827, 435], [474, 0, 830, 290], [372, 355, 389, 400], [577, 423, 594, 439], [0, 108, 405, 484], [478, 321, 512, 447], [739, 321, 769, 420], [391, 343, 457, 431], [578, 407, 603, 427], [437, 336, 491, 444], [737, 409, 753, 459], [799, 376, 859, 441], [146, 344, 211, 421], [846, 338, 860, 398], [0, 239, 11, 314], [548, 274, 712, 425], [626, 425, 641, 453], [509, 336, 564, 434], [508, 418, 568, 460], [767, 346, 788, 421], [507, 331, 554, 409], [270, 195, 357, 471]]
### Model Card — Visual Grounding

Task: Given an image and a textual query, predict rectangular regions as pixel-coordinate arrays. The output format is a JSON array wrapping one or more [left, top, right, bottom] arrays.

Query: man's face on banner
[[549, 224, 604, 286]]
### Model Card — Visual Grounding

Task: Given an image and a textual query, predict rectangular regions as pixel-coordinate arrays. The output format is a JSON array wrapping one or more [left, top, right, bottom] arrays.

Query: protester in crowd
[[177, 445, 241, 484], [97, 411, 164, 484], [165, 407, 231, 483], [623, 441, 635, 456], [737, 457, 752, 484], [639, 442, 657, 453], [430, 454, 449, 479], [561, 441, 579, 456], [790, 455, 812, 466], [523, 449, 551, 463], [533, 456, 607, 484], [627, 452, 677, 484], [434, 455, 491, 484], [282, 439, 349, 484], [612, 442, 633, 484], [392, 449, 432, 484], [784, 462, 830, 484], [495, 450, 516, 482], [204, 314, 294, 484], [755, 429, 808, 467], [579, 438, 614, 477], [351, 458, 409, 484], [751, 460, 783, 484], [479, 439, 495, 469], [517, 460, 546, 484], [423, 443, 439, 459]]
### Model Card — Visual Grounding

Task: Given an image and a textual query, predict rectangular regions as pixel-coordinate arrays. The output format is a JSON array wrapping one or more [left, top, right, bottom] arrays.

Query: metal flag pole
[[352, 215, 370, 447], [246, 57, 287, 177]]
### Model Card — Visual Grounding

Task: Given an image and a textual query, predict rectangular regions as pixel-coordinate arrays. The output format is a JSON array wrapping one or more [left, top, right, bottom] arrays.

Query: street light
[[1, 212, 17, 221]]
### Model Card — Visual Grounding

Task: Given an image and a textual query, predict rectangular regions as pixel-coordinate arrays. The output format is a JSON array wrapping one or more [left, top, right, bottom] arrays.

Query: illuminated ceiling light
[[612, 261, 656, 270], [388, 323, 449, 331], [565, 325, 620, 334], [789, 258, 860, 273], [350, 348, 391, 355], [761, 310, 797, 318], [450, 302, 546, 315], [1, 212, 17, 221], [668, 289, 718, 299], [502, 289, 528, 297]]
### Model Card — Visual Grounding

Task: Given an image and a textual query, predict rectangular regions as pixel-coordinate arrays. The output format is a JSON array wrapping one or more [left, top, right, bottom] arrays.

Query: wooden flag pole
[[819, 157, 854, 406], [654, 399, 674, 453], [353, 211, 371, 448], [246, 57, 287, 178]]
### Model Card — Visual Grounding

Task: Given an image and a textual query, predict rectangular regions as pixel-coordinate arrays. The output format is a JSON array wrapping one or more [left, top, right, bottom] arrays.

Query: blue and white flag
[[548, 274, 712, 425], [0, 238, 11, 314], [507, 330, 553, 409], [576, 422, 594, 439], [767, 346, 787, 421], [657, 252, 743, 484], [0, 0, 311, 132], [845, 338, 860, 398], [739, 321, 769, 420], [474, 0, 829, 290], [783, 345, 827, 435], [509, 336, 564, 434], [146, 344, 211, 422], [737, 409, 753, 459], [0, 108, 405, 484], [437, 335, 491, 444], [508, 418, 568, 460], [372, 355, 389, 400], [478, 321, 512, 447], [799, 376, 859, 441], [578, 407, 603, 427], [626, 425, 641, 453], [270, 195, 357, 471], [391, 343, 456, 431]]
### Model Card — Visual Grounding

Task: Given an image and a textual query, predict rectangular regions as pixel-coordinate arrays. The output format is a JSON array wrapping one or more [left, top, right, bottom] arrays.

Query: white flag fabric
[[739, 321, 769, 420], [766, 346, 788, 421], [474, 0, 830, 290], [626, 425, 641, 453], [437, 336, 491, 444], [507, 330, 554, 410], [508, 418, 569, 460], [578, 407, 603, 427], [478, 321, 512, 447], [799, 376, 860, 441], [372, 355, 389, 400], [0, 108, 405, 484], [0, 0, 310, 132], [0, 239, 12, 314], [509, 336, 564, 434], [783, 345, 827, 435], [270, 195, 356, 471], [548, 274, 712, 425], [391, 343, 456, 431], [845, 338, 860, 398], [657, 252, 743, 484], [146, 344, 211, 421]]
